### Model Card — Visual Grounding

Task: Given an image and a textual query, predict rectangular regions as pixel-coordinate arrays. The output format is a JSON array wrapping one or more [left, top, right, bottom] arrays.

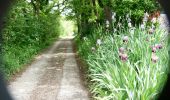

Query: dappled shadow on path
[[8, 37, 89, 100]]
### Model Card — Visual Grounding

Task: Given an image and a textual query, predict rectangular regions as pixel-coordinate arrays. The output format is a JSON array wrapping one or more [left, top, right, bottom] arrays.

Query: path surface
[[8, 37, 89, 100]]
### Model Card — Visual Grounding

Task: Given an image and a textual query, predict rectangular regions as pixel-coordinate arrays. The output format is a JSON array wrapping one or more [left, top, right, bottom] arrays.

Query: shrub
[[2, 1, 61, 78]]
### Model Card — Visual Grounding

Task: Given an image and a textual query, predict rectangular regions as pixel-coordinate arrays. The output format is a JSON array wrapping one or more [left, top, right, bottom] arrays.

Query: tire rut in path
[[8, 38, 89, 100]]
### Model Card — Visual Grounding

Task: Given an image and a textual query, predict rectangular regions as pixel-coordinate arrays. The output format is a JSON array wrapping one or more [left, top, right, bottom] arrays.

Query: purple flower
[[155, 44, 163, 49], [119, 53, 128, 61], [119, 47, 125, 53], [151, 46, 157, 53], [151, 54, 159, 63]]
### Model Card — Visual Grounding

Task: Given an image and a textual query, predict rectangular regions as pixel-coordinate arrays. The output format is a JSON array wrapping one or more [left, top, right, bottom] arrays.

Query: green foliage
[[112, 0, 160, 24], [67, 0, 160, 37], [71, 0, 166, 99], [2, 0, 61, 78], [76, 21, 169, 99]]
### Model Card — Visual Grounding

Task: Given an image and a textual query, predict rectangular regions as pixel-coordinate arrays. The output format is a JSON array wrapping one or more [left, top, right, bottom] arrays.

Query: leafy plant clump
[[76, 14, 169, 99]]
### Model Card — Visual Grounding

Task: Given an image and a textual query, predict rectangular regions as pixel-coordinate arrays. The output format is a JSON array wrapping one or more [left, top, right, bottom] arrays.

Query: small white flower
[[128, 18, 131, 23], [128, 22, 132, 28], [106, 20, 109, 25], [113, 12, 116, 16], [91, 47, 95, 51], [143, 12, 149, 22], [96, 39, 102, 45], [118, 22, 122, 27], [106, 20, 109, 28], [112, 16, 115, 20], [141, 24, 145, 30], [144, 12, 149, 17], [113, 28, 117, 33], [129, 91, 133, 99], [143, 17, 148, 22], [112, 12, 116, 20], [83, 37, 87, 41], [126, 14, 129, 18], [106, 24, 109, 28]]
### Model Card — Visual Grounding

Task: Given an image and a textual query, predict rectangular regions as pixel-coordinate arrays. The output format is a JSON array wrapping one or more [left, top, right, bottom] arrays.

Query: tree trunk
[[104, 5, 113, 31], [92, 0, 98, 18], [30, 0, 40, 16]]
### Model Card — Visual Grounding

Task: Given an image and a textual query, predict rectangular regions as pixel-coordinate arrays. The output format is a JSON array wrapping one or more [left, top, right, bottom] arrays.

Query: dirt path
[[8, 37, 89, 100]]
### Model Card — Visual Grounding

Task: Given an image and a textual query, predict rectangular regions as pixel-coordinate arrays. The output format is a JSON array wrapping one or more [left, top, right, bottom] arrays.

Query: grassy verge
[[3, 37, 59, 79]]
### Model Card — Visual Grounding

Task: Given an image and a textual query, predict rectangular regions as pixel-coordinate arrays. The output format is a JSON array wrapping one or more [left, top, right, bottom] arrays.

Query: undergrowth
[[2, 1, 62, 79]]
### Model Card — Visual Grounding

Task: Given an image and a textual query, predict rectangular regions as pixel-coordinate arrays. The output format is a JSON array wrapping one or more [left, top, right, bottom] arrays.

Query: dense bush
[[2, 1, 61, 78], [111, 0, 160, 24], [76, 15, 169, 99]]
